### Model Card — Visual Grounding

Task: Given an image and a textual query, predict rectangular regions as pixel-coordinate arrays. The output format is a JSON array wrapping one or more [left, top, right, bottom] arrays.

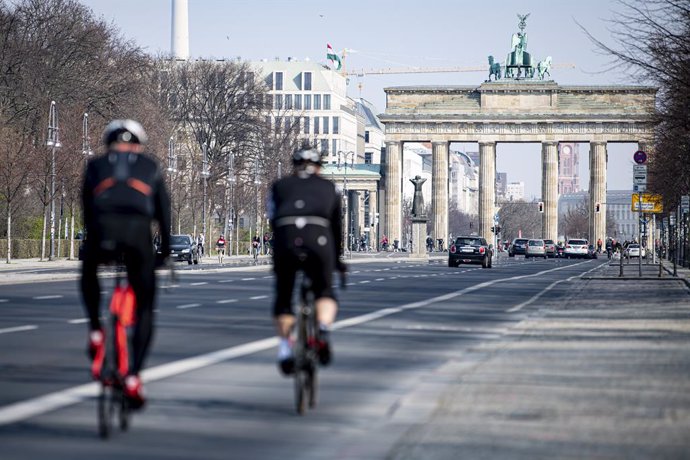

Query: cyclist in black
[[268, 146, 346, 375], [81, 119, 171, 409]]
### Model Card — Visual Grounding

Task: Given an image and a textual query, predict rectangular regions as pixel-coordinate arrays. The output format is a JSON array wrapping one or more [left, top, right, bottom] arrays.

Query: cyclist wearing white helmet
[[80, 119, 171, 409], [268, 143, 347, 375]]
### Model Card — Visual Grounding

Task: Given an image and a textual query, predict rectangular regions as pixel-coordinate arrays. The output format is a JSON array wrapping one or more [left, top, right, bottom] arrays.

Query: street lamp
[[254, 158, 262, 255], [167, 136, 177, 233], [46, 101, 62, 261], [224, 151, 236, 254], [82, 112, 93, 157], [201, 143, 210, 254], [338, 150, 355, 257]]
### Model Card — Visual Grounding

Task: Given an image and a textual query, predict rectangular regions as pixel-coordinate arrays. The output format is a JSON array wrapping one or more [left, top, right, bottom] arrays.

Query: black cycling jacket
[[82, 150, 171, 257]]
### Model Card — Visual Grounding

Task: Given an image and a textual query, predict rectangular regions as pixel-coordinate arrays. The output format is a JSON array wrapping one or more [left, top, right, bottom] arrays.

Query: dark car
[[448, 236, 493, 268], [168, 234, 200, 265], [508, 238, 529, 257]]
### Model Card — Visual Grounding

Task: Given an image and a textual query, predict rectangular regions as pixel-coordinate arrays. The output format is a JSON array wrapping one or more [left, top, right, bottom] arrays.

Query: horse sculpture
[[537, 56, 552, 80], [487, 55, 502, 81]]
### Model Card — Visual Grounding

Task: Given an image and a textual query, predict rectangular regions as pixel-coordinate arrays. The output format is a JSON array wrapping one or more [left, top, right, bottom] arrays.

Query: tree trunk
[[41, 205, 47, 261], [6, 208, 11, 264], [69, 203, 75, 260]]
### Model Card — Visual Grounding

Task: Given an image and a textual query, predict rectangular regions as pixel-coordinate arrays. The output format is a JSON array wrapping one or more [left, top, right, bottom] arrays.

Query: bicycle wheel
[[118, 388, 129, 431], [98, 384, 115, 439], [294, 367, 308, 415], [307, 366, 317, 408]]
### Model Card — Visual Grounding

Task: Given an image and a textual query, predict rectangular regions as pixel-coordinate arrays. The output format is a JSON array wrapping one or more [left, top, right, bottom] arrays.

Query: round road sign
[[633, 150, 647, 164]]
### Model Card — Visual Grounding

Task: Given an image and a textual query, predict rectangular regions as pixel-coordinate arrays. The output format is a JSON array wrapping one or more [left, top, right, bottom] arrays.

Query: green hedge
[[0, 239, 79, 259]]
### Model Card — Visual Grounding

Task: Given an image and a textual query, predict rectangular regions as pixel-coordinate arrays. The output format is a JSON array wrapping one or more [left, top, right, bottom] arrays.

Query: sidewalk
[[389, 270, 690, 459]]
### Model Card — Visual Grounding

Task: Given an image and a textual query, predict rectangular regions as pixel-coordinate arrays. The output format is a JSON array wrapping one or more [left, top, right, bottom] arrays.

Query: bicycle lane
[[0, 260, 602, 457]]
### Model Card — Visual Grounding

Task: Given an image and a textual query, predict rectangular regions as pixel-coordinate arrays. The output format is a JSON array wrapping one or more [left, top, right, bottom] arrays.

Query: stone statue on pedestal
[[410, 175, 427, 218]]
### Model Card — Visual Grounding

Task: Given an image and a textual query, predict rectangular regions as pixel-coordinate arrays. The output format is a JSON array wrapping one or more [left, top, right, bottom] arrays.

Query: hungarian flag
[[327, 43, 342, 70]]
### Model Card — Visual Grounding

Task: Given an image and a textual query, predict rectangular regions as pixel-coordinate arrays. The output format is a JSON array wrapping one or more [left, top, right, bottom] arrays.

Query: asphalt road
[[0, 256, 631, 458]]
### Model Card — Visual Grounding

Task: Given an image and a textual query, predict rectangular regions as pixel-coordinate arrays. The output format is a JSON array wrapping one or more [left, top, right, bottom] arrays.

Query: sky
[[78, 0, 646, 199]]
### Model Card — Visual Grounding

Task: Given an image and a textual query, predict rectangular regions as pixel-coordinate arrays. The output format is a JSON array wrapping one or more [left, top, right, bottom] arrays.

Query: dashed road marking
[[33, 295, 62, 300], [346, 282, 356, 287], [0, 299, 8, 303], [190, 282, 207, 286], [359, 280, 370, 284], [0, 325, 37, 335], [177, 303, 201, 309], [242, 278, 256, 281], [375, 278, 385, 281], [67, 318, 88, 324], [217, 299, 238, 304], [218, 280, 234, 283], [250, 295, 268, 300]]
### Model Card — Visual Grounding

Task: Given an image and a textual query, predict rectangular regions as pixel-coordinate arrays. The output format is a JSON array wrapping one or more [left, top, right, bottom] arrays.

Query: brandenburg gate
[[378, 16, 656, 246]]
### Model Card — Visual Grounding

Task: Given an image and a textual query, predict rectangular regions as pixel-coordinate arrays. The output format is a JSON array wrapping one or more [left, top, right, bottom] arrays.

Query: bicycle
[[292, 271, 346, 415], [217, 246, 225, 265], [96, 265, 134, 439], [252, 243, 260, 263], [293, 274, 319, 415]]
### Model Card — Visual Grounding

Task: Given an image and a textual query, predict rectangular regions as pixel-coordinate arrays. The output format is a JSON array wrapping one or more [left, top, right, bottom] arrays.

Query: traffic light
[[595, 202, 601, 213], [538, 202, 544, 213]]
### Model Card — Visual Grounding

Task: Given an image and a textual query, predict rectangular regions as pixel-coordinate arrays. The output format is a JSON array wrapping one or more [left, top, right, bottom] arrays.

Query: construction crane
[[345, 63, 575, 78]]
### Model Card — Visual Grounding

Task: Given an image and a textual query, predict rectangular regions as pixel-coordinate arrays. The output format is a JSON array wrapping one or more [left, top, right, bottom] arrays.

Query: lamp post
[[201, 143, 210, 256], [71, 112, 93, 260], [167, 136, 177, 233], [46, 101, 62, 261], [224, 151, 235, 254], [254, 158, 262, 255], [338, 150, 355, 258], [278, 159, 282, 179]]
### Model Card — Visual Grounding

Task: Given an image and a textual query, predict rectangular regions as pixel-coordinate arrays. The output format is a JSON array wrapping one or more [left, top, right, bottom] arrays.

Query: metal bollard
[[619, 249, 624, 277]]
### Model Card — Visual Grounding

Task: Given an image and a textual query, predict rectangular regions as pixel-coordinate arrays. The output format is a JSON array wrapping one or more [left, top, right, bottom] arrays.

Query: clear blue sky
[[79, 0, 645, 198]]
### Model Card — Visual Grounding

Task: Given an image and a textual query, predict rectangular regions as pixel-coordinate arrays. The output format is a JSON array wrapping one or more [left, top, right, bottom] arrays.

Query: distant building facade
[[506, 181, 525, 201]]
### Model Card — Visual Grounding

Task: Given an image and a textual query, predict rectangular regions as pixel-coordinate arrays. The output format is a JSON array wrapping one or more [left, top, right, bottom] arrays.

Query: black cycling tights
[[81, 242, 156, 375]]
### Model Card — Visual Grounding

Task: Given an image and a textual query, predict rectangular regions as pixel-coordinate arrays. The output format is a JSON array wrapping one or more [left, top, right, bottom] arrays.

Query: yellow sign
[[631, 193, 663, 213]]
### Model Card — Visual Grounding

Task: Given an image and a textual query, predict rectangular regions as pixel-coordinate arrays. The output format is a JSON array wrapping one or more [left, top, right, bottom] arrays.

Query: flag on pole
[[327, 43, 342, 70]]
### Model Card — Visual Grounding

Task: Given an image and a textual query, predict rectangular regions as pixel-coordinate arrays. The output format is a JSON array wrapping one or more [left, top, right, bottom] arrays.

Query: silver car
[[525, 239, 547, 259], [565, 239, 589, 259]]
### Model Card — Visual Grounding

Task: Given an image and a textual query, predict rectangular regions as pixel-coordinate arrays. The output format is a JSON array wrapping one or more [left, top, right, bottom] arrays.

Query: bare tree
[[498, 199, 541, 241], [580, 0, 690, 209]]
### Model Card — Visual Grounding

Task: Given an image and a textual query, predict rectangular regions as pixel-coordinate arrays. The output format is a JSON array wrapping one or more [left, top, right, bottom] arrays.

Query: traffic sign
[[633, 150, 647, 164], [631, 193, 663, 213], [633, 184, 646, 192]]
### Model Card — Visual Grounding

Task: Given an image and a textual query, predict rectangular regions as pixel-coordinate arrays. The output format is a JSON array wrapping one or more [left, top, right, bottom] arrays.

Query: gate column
[[432, 141, 449, 245], [589, 141, 607, 246], [542, 142, 559, 241], [384, 141, 402, 246], [479, 141, 496, 239]]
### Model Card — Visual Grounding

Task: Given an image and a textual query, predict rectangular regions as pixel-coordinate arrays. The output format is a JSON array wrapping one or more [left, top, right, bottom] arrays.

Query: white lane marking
[[383, 268, 390, 271], [190, 282, 207, 286], [33, 295, 62, 300], [68, 318, 88, 324], [218, 280, 234, 283], [0, 261, 593, 426], [217, 299, 238, 304], [241, 278, 256, 281], [250, 295, 268, 300], [0, 336, 277, 426], [346, 282, 356, 287], [507, 262, 605, 313], [0, 325, 38, 335], [0, 299, 9, 303], [388, 277, 398, 280], [375, 278, 385, 281], [177, 303, 201, 310], [332, 261, 592, 331], [353, 271, 360, 274], [262, 276, 272, 279], [359, 280, 370, 284]]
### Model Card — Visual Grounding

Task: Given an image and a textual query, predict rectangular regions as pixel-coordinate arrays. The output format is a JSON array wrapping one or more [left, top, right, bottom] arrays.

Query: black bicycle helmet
[[292, 147, 322, 166], [102, 119, 148, 146]]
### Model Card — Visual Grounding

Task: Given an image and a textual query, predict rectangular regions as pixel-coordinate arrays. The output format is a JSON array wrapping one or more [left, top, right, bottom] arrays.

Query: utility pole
[[46, 101, 62, 261]]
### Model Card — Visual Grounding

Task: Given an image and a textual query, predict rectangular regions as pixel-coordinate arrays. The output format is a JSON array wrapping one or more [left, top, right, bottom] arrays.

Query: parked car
[[448, 236, 493, 268], [508, 238, 529, 257], [525, 239, 547, 259], [167, 234, 200, 265], [586, 244, 598, 259], [564, 239, 589, 259], [544, 239, 556, 258], [624, 243, 645, 258]]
